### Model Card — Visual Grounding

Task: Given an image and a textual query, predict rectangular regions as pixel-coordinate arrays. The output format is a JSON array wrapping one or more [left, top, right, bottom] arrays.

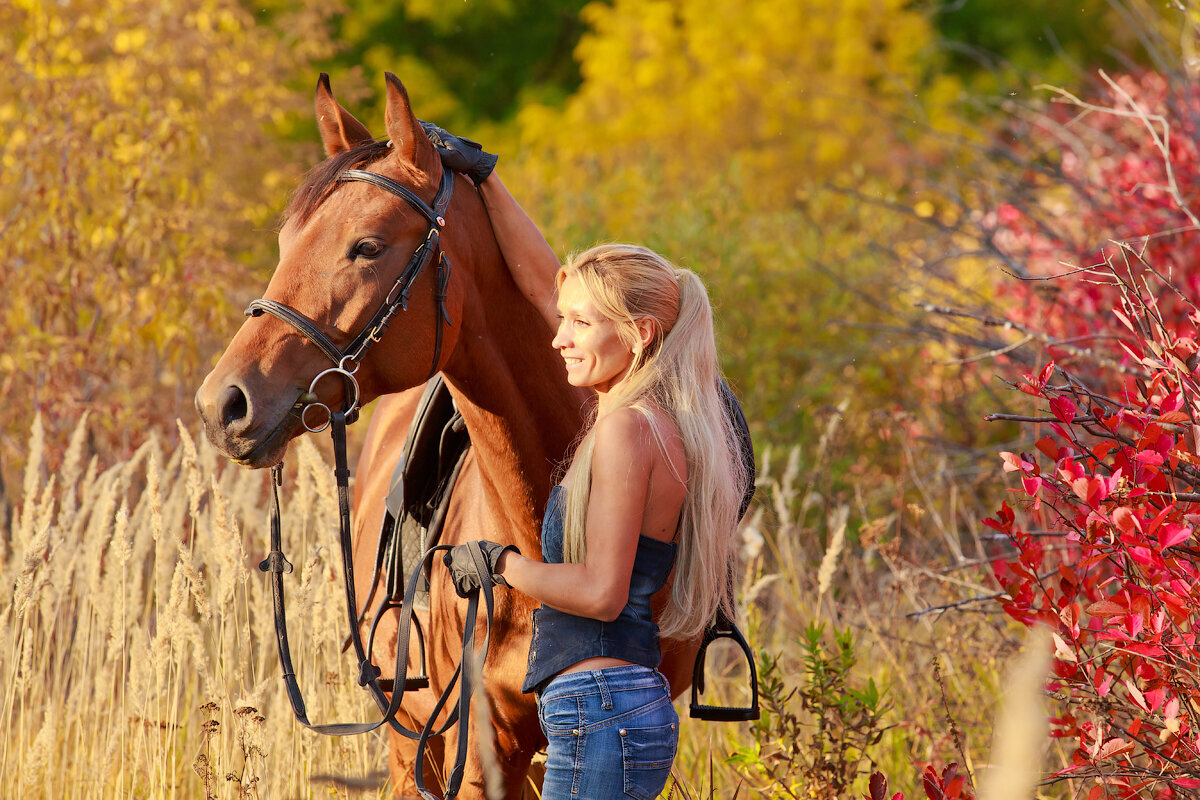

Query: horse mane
[[282, 139, 392, 229]]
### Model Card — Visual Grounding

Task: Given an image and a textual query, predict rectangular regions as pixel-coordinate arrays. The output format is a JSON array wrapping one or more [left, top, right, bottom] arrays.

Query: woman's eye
[[354, 240, 384, 259]]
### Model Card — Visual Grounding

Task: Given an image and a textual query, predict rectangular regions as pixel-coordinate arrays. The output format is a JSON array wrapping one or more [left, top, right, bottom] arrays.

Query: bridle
[[245, 161, 494, 800], [245, 163, 455, 433]]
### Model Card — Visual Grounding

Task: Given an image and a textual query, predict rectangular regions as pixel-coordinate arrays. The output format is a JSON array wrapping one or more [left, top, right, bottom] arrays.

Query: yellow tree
[[0, 0, 337, 472], [512, 0, 957, 219], [503, 0, 962, 441]]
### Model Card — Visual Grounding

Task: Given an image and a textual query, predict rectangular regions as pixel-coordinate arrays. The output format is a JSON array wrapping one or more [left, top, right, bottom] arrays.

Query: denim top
[[522, 485, 677, 693]]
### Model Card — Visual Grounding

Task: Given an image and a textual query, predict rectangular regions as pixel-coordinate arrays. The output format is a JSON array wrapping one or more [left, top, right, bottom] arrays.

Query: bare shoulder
[[592, 407, 654, 454], [592, 406, 685, 485]]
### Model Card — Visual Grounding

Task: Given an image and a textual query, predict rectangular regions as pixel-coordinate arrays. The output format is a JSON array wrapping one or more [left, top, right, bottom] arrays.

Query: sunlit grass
[[1, 411, 1062, 798], [1, 416, 390, 799]]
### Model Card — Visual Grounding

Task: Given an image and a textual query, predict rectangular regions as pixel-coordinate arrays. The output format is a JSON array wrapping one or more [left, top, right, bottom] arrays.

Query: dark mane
[[282, 140, 392, 228]]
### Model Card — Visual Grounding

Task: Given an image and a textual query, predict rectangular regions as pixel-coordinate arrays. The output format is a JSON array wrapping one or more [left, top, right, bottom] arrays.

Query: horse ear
[[382, 72, 439, 173], [315, 73, 374, 157]]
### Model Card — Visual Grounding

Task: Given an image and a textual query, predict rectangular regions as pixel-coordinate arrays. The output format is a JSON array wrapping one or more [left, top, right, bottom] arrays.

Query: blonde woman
[[430, 125, 750, 800]]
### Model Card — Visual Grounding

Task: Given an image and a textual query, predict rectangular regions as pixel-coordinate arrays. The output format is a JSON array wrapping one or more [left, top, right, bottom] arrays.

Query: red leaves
[[1050, 395, 1077, 423], [864, 771, 903, 800], [921, 763, 972, 800], [981, 69, 1200, 797], [1019, 361, 1056, 396], [1086, 599, 1126, 617], [1096, 737, 1136, 760], [999, 451, 1035, 473], [864, 765, 974, 800]]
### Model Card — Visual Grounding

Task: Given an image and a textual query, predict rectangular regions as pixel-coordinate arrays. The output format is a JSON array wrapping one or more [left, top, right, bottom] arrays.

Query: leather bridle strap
[[250, 162, 490, 798], [245, 164, 455, 385], [260, 411, 496, 800]]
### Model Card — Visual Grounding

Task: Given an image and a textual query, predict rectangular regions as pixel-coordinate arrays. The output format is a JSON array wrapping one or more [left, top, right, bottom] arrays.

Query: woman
[[431, 126, 748, 800]]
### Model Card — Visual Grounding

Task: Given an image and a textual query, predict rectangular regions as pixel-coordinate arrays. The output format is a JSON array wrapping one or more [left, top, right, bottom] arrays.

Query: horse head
[[196, 73, 475, 467]]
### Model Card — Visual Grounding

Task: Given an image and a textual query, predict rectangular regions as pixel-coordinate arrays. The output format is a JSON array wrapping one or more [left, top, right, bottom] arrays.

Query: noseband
[[245, 164, 455, 430]]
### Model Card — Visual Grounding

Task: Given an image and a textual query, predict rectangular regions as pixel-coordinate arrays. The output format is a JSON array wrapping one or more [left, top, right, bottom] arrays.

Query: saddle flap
[[398, 375, 462, 528]]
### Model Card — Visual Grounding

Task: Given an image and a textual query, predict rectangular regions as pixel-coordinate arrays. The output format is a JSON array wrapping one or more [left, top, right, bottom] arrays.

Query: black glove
[[442, 540, 518, 598], [420, 121, 498, 186]]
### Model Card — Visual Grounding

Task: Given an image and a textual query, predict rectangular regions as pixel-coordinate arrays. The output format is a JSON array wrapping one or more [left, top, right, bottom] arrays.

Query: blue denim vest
[[522, 485, 677, 694]]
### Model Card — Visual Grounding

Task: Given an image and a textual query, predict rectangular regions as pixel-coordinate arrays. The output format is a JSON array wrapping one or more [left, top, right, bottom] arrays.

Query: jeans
[[537, 664, 678, 800]]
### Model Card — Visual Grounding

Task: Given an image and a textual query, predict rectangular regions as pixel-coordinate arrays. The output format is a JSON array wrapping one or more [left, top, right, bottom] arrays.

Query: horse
[[194, 73, 703, 798]]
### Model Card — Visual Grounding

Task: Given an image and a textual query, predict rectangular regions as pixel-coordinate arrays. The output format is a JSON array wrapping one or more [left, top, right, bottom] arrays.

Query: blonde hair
[[556, 244, 747, 641]]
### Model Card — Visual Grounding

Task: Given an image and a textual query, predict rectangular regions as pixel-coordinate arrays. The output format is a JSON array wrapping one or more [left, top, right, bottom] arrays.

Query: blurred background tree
[[0, 0, 1163, 476], [0, 0, 338, 475]]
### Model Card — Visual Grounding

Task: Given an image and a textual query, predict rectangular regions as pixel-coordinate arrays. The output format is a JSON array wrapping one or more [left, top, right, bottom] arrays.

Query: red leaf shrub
[[982, 71, 1200, 797]]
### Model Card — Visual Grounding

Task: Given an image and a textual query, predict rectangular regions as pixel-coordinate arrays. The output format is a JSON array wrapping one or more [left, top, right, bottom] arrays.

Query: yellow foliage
[[0, 0, 340, 464], [513, 0, 955, 214]]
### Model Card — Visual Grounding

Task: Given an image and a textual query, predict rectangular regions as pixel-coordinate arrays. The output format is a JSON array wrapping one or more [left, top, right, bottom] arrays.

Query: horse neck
[[441, 252, 586, 549]]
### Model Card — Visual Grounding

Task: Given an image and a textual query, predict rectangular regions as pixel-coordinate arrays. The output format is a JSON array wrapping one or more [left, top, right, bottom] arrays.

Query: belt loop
[[594, 669, 613, 710]]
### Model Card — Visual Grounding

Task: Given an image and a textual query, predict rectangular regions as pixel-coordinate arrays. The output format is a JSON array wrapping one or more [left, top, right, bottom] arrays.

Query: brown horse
[[195, 73, 700, 798]]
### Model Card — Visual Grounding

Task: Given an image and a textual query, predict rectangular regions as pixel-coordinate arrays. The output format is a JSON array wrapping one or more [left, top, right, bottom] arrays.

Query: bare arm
[[496, 409, 653, 620], [477, 171, 561, 331]]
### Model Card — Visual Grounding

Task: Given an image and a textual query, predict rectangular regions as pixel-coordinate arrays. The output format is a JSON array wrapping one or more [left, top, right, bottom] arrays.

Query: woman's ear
[[634, 318, 656, 354]]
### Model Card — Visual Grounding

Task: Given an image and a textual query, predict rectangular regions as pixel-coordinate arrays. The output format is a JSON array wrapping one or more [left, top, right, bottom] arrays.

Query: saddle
[[368, 376, 759, 721], [356, 375, 471, 691]]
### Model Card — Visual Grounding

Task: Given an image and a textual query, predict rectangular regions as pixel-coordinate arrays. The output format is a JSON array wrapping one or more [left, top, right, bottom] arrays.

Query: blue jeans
[[537, 665, 678, 800]]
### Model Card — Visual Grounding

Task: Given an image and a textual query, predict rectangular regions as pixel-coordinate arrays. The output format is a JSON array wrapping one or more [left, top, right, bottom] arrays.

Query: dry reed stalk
[[2, 417, 409, 798], [16, 413, 45, 553], [55, 411, 89, 525], [978, 628, 1050, 800], [469, 646, 504, 800], [817, 505, 849, 604], [173, 422, 214, 622]]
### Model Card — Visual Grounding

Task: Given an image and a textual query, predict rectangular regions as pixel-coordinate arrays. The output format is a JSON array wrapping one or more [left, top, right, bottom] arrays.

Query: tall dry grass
[[1, 409, 1063, 799], [1, 415, 391, 799]]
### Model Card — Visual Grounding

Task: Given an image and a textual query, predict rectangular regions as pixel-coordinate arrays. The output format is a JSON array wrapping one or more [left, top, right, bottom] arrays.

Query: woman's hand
[[420, 121, 498, 186], [442, 540, 519, 597]]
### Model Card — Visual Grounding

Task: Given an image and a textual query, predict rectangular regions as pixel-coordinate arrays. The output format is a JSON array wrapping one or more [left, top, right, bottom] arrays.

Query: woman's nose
[[551, 324, 568, 349]]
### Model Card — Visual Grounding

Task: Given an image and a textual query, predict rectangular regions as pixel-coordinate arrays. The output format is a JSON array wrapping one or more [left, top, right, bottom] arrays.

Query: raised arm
[[476, 173, 560, 330], [420, 122, 560, 331]]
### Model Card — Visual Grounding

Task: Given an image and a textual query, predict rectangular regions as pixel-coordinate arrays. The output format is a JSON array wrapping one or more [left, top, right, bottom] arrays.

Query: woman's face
[[552, 274, 635, 394]]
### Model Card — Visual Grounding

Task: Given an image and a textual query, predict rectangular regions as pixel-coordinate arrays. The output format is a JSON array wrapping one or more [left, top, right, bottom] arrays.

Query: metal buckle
[[300, 363, 361, 433]]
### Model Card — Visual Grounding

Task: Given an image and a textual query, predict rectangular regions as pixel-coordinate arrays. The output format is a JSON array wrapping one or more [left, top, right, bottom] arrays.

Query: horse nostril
[[218, 384, 250, 428]]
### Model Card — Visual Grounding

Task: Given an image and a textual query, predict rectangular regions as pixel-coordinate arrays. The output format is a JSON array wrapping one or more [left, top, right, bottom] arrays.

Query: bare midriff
[[558, 656, 634, 676]]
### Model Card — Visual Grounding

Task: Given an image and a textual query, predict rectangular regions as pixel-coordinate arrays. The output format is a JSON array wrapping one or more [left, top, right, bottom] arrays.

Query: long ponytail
[[557, 245, 747, 640]]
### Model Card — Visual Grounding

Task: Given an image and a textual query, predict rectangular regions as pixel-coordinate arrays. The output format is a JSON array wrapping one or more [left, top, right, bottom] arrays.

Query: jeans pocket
[[619, 719, 678, 800], [538, 693, 582, 738]]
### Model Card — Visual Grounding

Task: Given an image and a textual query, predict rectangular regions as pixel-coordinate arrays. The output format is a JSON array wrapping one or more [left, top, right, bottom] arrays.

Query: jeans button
[[619, 728, 626, 736]]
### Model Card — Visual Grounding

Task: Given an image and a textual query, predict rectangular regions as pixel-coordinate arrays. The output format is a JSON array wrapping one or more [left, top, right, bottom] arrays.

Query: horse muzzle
[[194, 374, 303, 468]]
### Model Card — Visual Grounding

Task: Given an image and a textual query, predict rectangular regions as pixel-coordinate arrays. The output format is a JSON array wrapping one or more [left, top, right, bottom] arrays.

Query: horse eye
[[354, 240, 384, 259]]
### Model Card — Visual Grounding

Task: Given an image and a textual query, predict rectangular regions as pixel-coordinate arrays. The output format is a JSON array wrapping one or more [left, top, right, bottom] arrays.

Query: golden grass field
[[0, 412, 1057, 799]]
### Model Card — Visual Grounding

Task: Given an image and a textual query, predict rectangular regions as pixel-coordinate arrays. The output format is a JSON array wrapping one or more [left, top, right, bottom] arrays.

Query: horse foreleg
[[431, 694, 541, 800], [387, 720, 445, 799]]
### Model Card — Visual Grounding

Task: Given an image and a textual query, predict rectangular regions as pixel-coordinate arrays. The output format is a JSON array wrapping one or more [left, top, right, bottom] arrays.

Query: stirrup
[[370, 602, 431, 692], [689, 618, 760, 721]]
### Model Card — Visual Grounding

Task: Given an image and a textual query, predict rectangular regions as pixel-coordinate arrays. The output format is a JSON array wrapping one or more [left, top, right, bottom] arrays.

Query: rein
[[250, 163, 487, 800]]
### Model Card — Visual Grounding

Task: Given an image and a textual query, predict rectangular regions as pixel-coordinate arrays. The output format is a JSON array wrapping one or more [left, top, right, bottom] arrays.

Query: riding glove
[[420, 121, 498, 186], [443, 540, 518, 597]]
